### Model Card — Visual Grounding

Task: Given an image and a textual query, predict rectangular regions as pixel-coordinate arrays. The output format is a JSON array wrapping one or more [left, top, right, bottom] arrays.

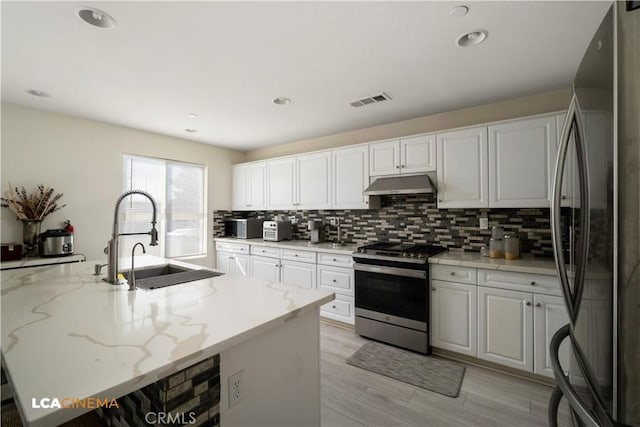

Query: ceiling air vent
[[350, 92, 392, 108]]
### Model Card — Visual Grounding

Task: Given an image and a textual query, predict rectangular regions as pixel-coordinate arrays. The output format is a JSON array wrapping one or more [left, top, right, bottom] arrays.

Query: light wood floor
[[320, 321, 570, 427]]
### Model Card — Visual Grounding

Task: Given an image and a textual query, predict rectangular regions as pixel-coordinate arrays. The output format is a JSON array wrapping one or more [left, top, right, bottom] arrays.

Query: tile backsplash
[[214, 194, 553, 257]]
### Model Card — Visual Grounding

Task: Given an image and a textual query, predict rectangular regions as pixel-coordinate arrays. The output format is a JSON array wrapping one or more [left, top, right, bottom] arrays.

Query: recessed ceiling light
[[185, 128, 197, 133], [78, 8, 117, 29], [188, 113, 198, 118], [26, 89, 50, 98], [456, 30, 488, 47], [450, 6, 469, 17], [273, 97, 291, 105]]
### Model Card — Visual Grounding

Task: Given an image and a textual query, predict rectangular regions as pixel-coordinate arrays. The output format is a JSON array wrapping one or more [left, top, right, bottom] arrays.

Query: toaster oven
[[262, 221, 293, 242]]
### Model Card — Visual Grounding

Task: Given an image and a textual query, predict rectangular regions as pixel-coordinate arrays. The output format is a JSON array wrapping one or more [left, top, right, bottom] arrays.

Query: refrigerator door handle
[[551, 94, 578, 322], [570, 98, 591, 319], [549, 324, 600, 426]]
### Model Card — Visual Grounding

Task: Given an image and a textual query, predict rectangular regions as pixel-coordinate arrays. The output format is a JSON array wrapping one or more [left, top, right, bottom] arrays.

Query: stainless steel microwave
[[224, 219, 263, 239]]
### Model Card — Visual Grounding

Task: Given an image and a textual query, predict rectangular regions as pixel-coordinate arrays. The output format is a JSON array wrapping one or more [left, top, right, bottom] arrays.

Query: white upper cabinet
[[369, 134, 436, 177], [400, 134, 436, 173], [332, 145, 370, 209], [297, 151, 332, 210], [436, 126, 489, 208], [267, 157, 297, 210], [232, 164, 248, 211], [488, 115, 557, 208], [232, 162, 266, 211], [369, 140, 400, 176]]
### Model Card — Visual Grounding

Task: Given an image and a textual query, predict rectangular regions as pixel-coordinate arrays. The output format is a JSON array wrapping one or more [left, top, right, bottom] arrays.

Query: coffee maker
[[307, 220, 323, 244]]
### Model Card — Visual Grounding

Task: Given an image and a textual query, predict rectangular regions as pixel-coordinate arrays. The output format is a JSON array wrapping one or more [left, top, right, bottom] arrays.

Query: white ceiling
[[1, 1, 611, 151]]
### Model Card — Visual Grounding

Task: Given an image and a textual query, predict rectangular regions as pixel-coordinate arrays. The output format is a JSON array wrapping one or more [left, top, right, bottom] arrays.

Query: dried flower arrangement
[[1, 184, 66, 220]]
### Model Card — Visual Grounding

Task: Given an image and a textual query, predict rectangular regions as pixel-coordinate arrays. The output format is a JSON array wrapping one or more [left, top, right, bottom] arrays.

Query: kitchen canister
[[489, 238, 503, 258], [504, 234, 520, 260]]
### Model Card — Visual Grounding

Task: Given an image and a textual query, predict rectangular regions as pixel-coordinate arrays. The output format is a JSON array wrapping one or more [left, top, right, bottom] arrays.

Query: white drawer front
[[431, 264, 477, 285], [281, 249, 317, 263], [215, 241, 250, 254], [321, 294, 354, 324], [478, 269, 561, 296], [250, 245, 281, 259], [317, 252, 353, 267], [318, 265, 353, 295]]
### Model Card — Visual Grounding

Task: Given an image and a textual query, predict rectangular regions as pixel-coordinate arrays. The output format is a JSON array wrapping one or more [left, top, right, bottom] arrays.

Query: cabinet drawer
[[478, 269, 561, 296], [318, 265, 353, 295], [430, 265, 477, 285], [250, 245, 281, 259], [321, 294, 354, 324], [281, 249, 317, 263], [215, 241, 250, 254], [317, 252, 353, 267]]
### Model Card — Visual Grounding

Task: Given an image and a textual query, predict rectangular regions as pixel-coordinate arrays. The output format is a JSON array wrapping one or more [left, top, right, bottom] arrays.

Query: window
[[121, 154, 206, 259]]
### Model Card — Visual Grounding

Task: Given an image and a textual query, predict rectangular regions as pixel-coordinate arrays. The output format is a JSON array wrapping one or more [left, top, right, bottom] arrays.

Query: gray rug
[[346, 342, 466, 398]]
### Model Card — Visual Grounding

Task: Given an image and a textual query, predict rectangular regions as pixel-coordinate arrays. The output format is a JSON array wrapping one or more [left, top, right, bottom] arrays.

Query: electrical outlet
[[329, 217, 337, 226], [228, 370, 244, 408], [479, 217, 489, 230]]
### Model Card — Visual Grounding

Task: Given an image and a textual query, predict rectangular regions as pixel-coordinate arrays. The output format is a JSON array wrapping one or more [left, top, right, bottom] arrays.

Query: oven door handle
[[354, 263, 427, 279]]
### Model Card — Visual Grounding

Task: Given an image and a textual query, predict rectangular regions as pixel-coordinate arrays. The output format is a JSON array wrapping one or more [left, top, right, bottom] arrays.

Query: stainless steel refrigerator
[[549, 2, 639, 426]]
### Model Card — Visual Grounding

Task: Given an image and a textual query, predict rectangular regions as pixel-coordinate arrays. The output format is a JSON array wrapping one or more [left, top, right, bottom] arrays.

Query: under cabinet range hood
[[363, 173, 435, 196]]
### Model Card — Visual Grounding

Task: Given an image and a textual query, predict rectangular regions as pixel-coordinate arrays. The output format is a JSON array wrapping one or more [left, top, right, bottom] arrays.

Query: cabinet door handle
[[535, 302, 542, 307], [526, 301, 532, 306], [401, 164, 405, 168], [332, 279, 337, 283], [561, 195, 567, 200], [395, 165, 400, 169], [229, 256, 235, 260], [530, 281, 536, 286], [294, 254, 298, 257], [332, 305, 337, 309], [450, 271, 455, 276], [332, 258, 337, 262], [432, 287, 436, 291], [438, 199, 443, 203]]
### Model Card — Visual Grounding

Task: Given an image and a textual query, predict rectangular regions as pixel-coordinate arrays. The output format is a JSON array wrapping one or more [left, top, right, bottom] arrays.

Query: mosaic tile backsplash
[[214, 194, 554, 257]]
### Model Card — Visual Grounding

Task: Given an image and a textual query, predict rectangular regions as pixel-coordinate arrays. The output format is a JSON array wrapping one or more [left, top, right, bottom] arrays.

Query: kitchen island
[[1, 256, 333, 426]]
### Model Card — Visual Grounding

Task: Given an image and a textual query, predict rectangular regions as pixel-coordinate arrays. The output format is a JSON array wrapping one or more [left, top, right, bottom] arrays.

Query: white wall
[[246, 88, 571, 161], [0, 103, 246, 266]]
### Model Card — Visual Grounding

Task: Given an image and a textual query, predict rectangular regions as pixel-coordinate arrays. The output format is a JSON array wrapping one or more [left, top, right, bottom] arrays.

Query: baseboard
[[432, 347, 556, 387], [320, 317, 354, 331]]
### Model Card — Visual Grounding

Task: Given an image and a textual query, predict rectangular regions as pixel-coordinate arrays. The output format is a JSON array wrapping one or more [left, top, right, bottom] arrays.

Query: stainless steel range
[[353, 242, 445, 354]]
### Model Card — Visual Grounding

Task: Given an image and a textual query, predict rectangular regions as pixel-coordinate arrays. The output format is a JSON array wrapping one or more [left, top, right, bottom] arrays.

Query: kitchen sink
[[121, 264, 223, 290]]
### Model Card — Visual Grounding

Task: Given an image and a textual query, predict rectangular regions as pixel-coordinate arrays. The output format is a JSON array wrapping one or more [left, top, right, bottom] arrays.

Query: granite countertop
[[429, 251, 558, 276], [0, 255, 333, 426], [214, 237, 358, 255]]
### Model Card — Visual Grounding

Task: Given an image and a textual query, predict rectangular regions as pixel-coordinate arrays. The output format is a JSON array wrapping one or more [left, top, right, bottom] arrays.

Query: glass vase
[[22, 219, 43, 257]]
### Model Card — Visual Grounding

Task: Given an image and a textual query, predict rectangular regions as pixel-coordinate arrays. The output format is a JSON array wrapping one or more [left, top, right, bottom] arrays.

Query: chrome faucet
[[129, 242, 146, 291], [105, 190, 159, 284]]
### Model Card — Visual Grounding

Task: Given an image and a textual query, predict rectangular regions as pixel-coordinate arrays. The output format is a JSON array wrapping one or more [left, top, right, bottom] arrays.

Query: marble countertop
[[0, 255, 334, 426], [214, 237, 358, 255], [429, 251, 558, 276], [0, 254, 86, 270]]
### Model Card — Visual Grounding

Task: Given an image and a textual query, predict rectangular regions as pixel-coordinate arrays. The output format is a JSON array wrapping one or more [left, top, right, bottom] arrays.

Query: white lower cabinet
[[317, 253, 355, 325], [431, 280, 477, 357], [281, 260, 316, 289], [320, 294, 354, 324], [250, 255, 281, 282], [478, 286, 534, 372], [533, 294, 571, 377], [216, 252, 250, 276]]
